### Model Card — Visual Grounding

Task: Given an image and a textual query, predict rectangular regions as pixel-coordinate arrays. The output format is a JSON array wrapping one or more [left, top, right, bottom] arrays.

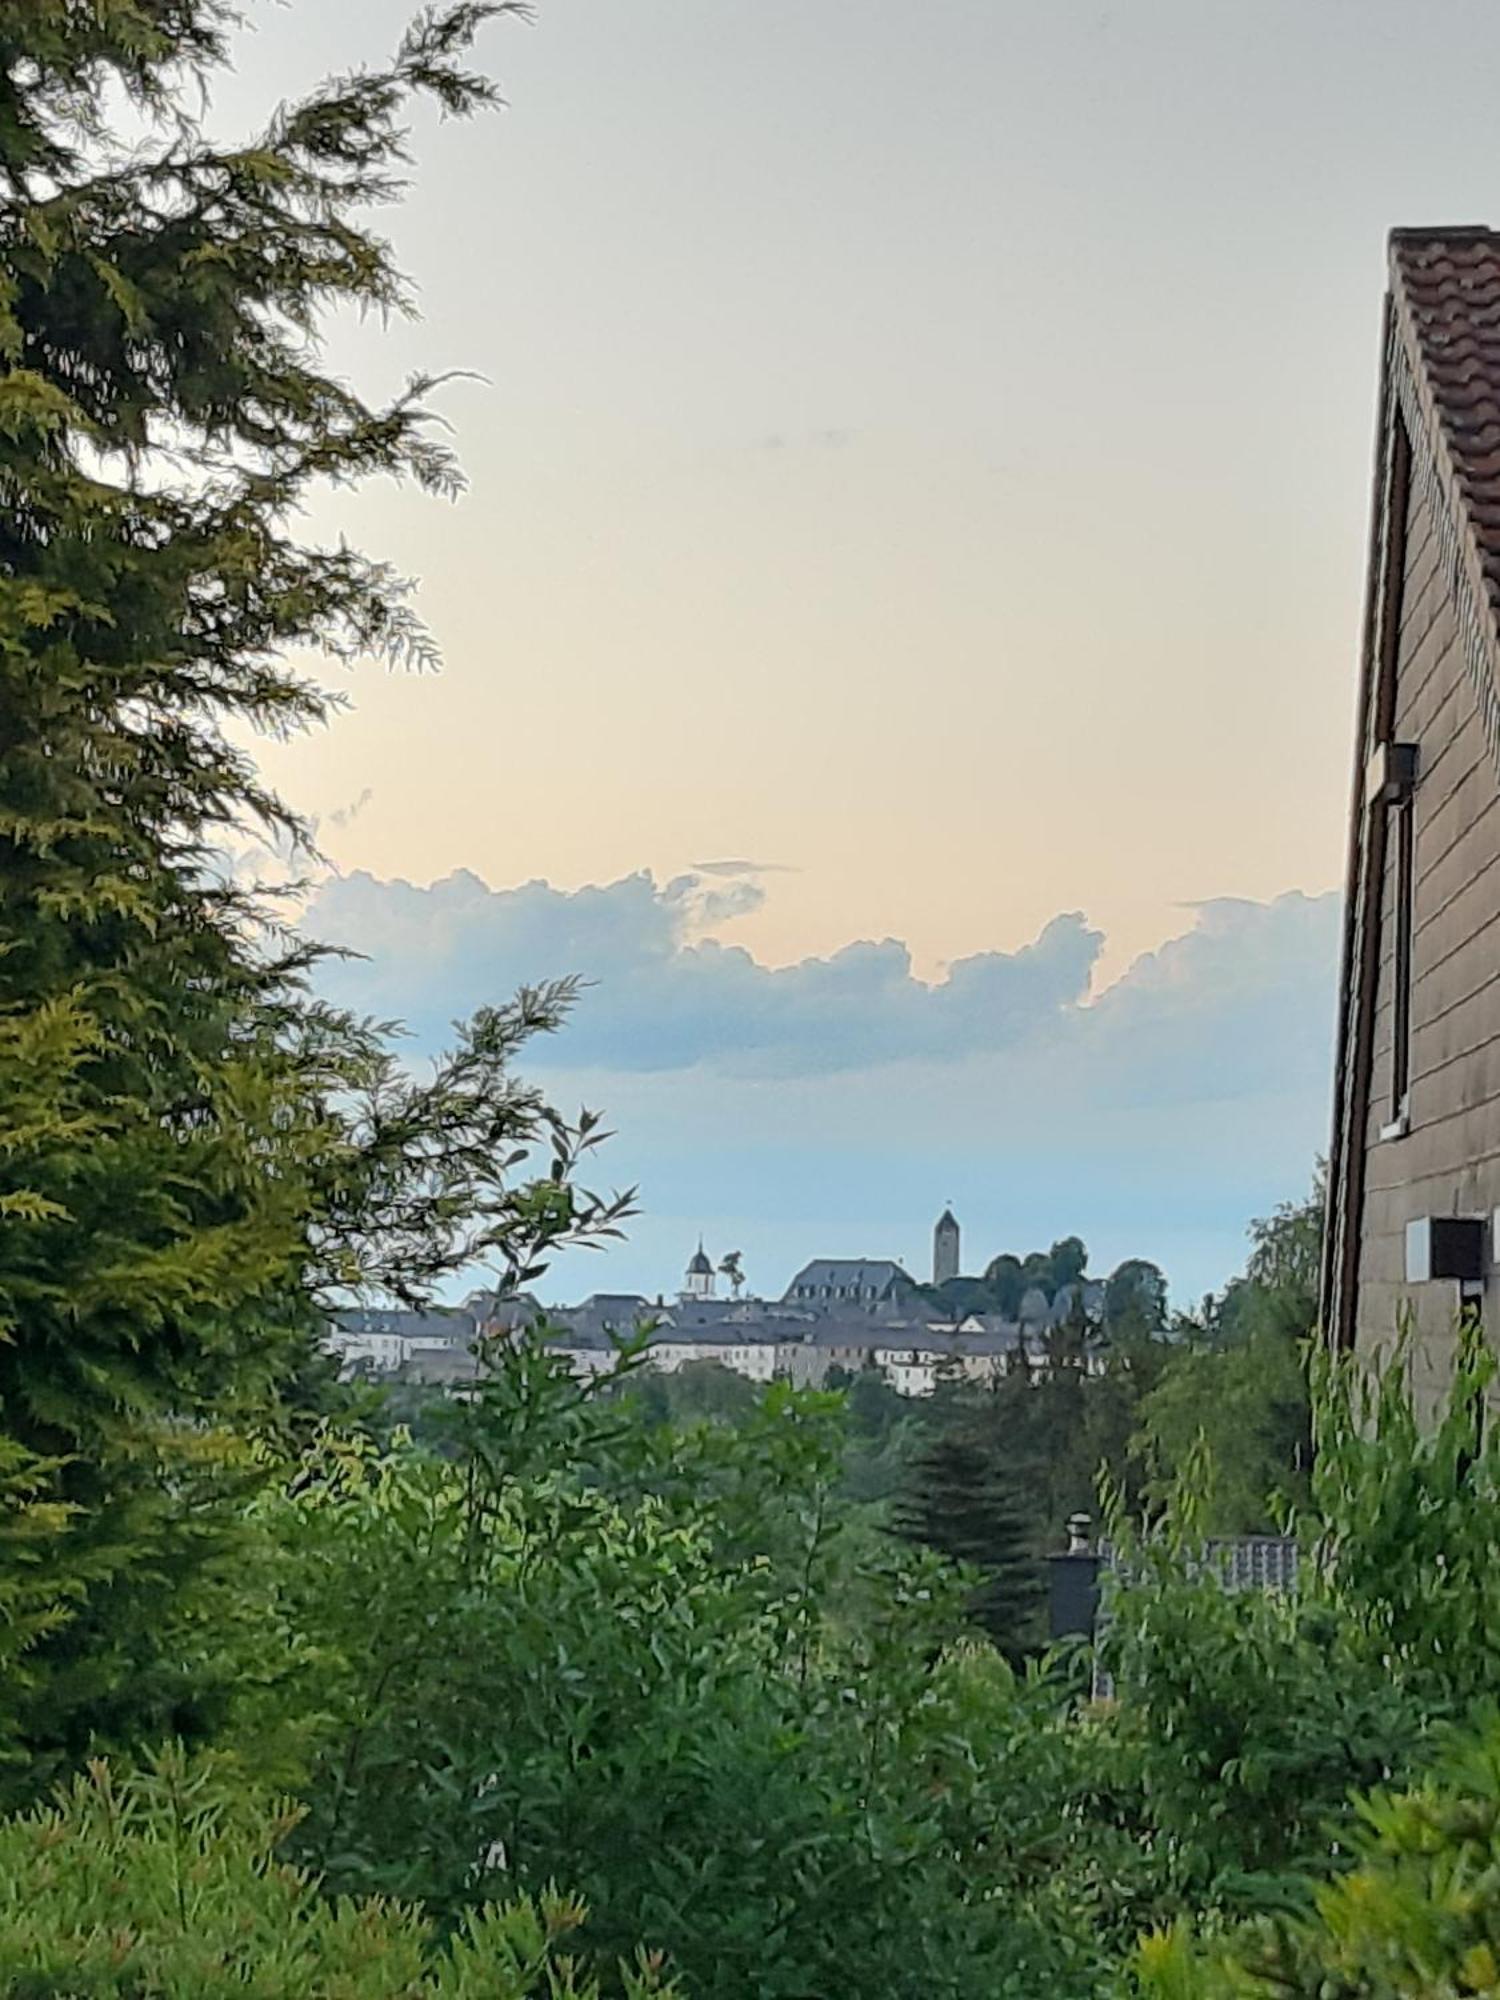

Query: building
[[559, 1293, 656, 1341], [463, 1291, 544, 1338], [325, 1222, 1109, 1400], [681, 1243, 716, 1302], [327, 1305, 476, 1374], [781, 1258, 921, 1317], [1324, 227, 1500, 1389], [640, 1326, 784, 1384], [932, 1207, 961, 1286]]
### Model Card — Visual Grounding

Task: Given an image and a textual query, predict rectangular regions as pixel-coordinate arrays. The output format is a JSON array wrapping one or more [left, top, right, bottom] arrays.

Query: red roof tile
[[1391, 228, 1500, 617]]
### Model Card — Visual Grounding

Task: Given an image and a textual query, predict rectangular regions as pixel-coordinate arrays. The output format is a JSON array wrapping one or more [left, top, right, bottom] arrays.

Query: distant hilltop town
[[326, 1208, 1143, 1400]]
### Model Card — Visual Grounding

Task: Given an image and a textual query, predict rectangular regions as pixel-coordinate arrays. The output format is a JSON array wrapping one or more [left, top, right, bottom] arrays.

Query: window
[[1366, 739, 1419, 1137], [1391, 791, 1415, 1124]]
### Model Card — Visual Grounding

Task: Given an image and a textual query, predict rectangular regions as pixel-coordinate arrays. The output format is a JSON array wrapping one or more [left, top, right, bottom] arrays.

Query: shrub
[[1136, 1721, 1500, 1998], [235, 1343, 1118, 1999], [0, 1748, 679, 1998], [1100, 1319, 1500, 1918]]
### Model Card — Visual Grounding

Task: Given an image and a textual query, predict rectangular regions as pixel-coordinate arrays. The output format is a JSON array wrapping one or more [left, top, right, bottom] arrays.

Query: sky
[[206, 1, 1500, 1304]]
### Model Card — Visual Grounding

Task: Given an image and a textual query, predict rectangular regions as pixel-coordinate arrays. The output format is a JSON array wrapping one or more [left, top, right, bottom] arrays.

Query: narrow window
[[1391, 792, 1415, 1122], [1366, 739, 1419, 1137]]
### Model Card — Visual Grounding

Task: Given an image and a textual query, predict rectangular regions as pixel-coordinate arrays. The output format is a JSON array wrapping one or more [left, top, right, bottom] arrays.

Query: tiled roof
[[332, 1306, 473, 1343], [647, 1324, 784, 1349], [1390, 228, 1500, 622], [782, 1258, 914, 1300]]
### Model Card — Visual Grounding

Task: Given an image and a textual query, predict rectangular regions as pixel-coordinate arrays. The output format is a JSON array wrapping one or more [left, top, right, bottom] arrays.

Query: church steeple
[[933, 1207, 960, 1286], [683, 1238, 716, 1300]]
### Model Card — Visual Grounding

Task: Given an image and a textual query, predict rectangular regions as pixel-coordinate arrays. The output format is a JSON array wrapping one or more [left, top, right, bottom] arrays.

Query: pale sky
[[209, 2, 1500, 1299]]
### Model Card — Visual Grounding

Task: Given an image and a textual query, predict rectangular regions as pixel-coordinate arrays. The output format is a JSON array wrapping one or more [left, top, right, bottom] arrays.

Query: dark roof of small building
[[804, 1319, 888, 1350], [879, 1328, 1030, 1359], [669, 1297, 770, 1327], [647, 1324, 783, 1349], [462, 1290, 543, 1329], [332, 1306, 474, 1343]]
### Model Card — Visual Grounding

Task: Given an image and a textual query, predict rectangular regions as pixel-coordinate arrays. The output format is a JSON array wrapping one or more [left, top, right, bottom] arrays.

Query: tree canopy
[[0, 0, 634, 1796]]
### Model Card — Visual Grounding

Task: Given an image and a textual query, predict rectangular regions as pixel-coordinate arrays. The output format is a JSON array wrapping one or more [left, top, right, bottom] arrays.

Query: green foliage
[[225, 1341, 1116, 1999], [0, 1434, 79, 1708], [982, 1252, 1027, 1316], [1133, 1182, 1319, 1533], [1105, 1259, 1170, 1335], [936, 1232, 1166, 1340], [1103, 1310, 1500, 1922], [1050, 1235, 1090, 1291], [1307, 1312, 1500, 1715], [947, 1318, 1159, 1545], [0, 1748, 680, 1998], [825, 1360, 925, 1505], [0, 0, 641, 1803], [625, 1357, 760, 1428], [894, 1422, 1044, 1662], [716, 1250, 745, 1298], [1136, 1724, 1500, 1998], [1132, 1332, 1309, 1533], [1101, 1489, 1423, 1911]]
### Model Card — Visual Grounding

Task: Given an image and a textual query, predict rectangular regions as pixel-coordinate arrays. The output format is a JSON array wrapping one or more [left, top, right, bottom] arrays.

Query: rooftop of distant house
[[782, 1258, 916, 1306]]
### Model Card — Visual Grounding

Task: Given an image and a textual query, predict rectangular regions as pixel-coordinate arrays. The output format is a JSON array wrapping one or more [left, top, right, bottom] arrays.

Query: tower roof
[[687, 1245, 713, 1276], [936, 1207, 959, 1231]]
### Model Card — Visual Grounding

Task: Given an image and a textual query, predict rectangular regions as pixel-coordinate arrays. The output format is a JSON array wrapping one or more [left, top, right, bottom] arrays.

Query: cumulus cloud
[[303, 866, 1338, 1103], [305, 867, 1102, 1077], [1067, 891, 1341, 1107], [299, 866, 1342, 1301]]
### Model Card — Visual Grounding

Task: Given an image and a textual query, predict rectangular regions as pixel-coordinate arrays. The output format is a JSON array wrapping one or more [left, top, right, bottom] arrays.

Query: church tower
[[933, 1208, 960, 1287], [683, 1241, 716, 1301]]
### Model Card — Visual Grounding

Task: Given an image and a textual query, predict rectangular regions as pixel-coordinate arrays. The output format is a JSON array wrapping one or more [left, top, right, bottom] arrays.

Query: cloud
[[303, 865, 1339, 1111], [304, 867, 1102, 1077], [299, 868, 1342, 1302], [753, 429, 855, 452], [1068, 891, 1340, 1108], [327, 786, 375, 832], [689, 858, 797, 878]]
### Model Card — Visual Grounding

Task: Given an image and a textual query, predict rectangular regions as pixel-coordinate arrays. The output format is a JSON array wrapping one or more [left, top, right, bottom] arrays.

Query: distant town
[[327, 1209, 1114, 1399]]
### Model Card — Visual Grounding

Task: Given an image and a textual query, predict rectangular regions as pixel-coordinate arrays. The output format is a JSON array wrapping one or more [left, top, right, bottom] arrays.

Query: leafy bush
[[230, 1341, 1119, 2000], [1102, 1315, 1500, 1924], [1136, 1722, 1500, 1998], [1100, 1455, 1422, 1912], [1306, 1315, 1500, 1715], [0, 1749, 679, 1998]]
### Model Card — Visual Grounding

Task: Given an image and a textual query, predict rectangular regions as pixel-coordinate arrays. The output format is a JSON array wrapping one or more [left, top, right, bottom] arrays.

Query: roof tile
[[1391, 228, 1500, 621]]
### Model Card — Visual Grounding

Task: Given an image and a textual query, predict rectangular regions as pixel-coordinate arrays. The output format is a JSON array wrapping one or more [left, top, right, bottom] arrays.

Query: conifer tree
[[894, 1426, 1044, 1664], [0, 1, 632, 1797]]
